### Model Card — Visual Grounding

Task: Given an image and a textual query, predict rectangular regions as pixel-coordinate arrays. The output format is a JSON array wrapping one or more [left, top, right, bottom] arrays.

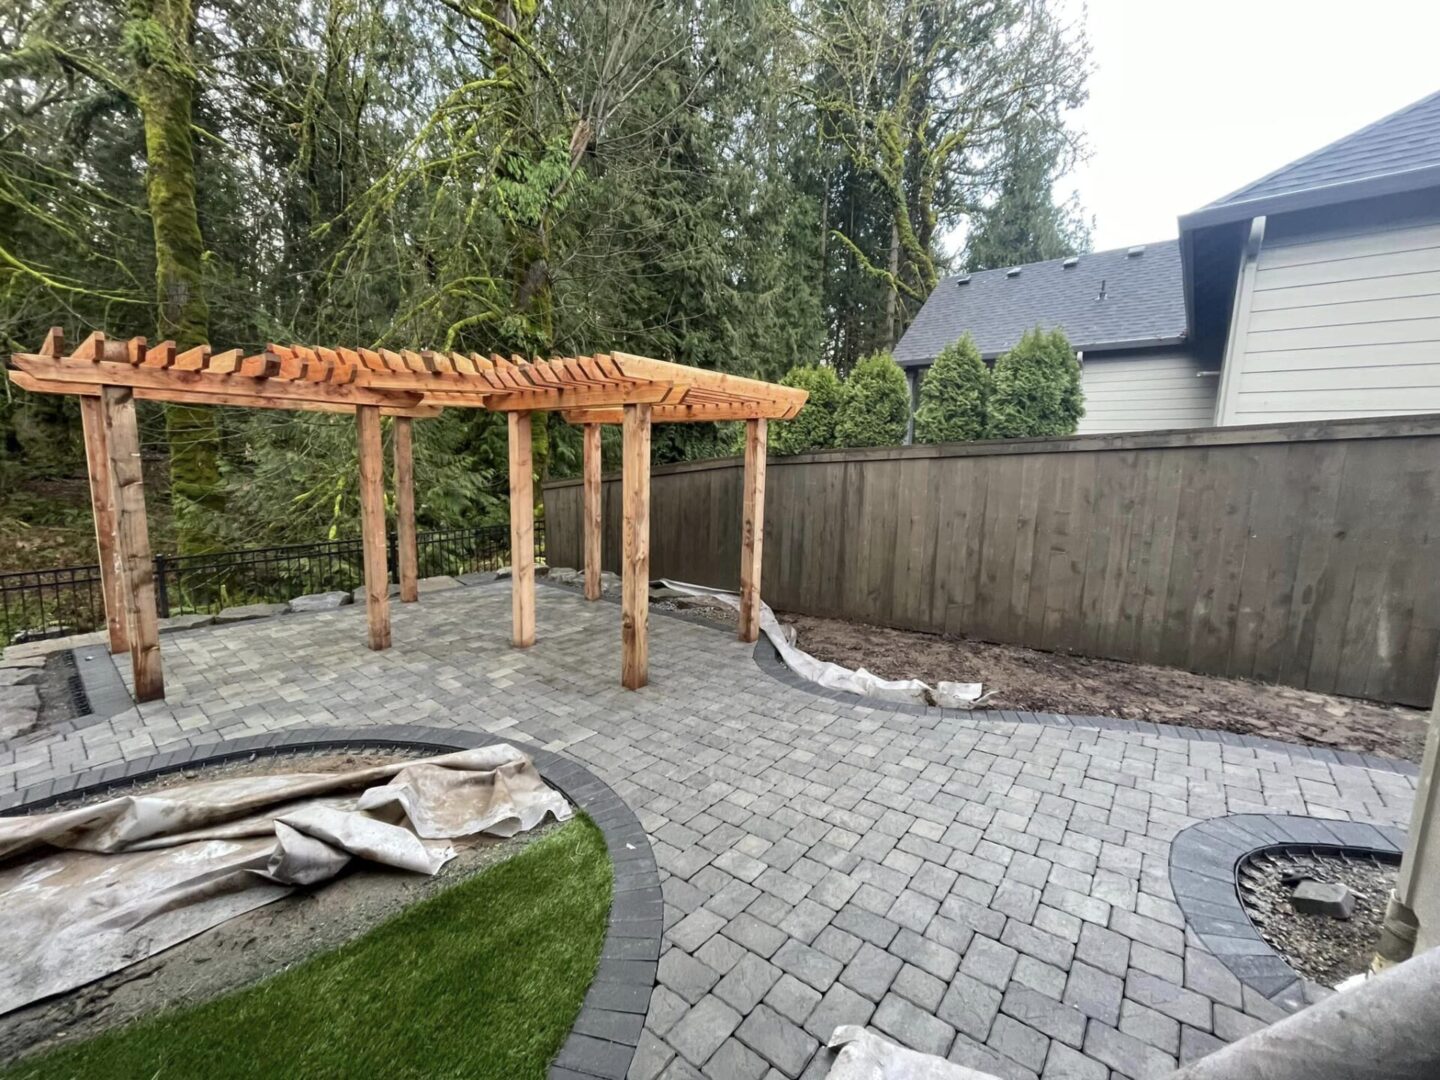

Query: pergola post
[[100, 386, 163, 701], [621, 403, 651, 689], [356, 404, 391, 650], [393, 416, 419, 603], [508, 410, 536, 648], [79, 395, 128, 655], [583, 423, 602, 601], [739, 417, 767, 643]]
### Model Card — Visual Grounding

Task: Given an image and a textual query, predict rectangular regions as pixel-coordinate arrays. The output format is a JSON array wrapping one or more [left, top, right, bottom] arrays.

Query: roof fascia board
[[1178, 163, 1440, 232], [900, 334, 1188, 367]]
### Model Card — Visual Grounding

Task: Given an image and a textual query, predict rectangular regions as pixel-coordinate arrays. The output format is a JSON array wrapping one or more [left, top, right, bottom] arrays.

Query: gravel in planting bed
[[1237, 849, 1399, 988]]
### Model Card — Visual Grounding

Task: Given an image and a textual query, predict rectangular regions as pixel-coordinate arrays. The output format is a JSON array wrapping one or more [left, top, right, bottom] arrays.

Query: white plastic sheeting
[[0, 744, 570, 1015], [659, 580, 984, 708], [825, 1027, 1002, 1080]]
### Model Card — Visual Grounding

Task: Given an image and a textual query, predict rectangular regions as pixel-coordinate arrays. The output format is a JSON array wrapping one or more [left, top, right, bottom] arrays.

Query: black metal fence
[[0, 523, 543, 645]]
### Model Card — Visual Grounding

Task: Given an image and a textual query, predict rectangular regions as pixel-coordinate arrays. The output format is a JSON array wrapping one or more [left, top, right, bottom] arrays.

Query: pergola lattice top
[[10, 330, 807, 423], [8, 328, 804, 701]]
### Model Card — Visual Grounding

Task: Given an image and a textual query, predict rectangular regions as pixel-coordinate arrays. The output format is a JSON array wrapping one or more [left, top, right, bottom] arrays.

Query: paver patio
[[0, 583, 1418, 1079]]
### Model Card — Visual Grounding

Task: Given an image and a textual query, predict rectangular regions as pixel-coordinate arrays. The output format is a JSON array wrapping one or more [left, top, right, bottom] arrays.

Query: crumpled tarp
[[659, 580, 985, 708], [0, 744, 570, 1015], [826, 1026, 1002, 1080]]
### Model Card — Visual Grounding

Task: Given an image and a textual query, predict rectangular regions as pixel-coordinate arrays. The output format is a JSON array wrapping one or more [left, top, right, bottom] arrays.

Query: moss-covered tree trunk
[[128, 0, 224, 552]]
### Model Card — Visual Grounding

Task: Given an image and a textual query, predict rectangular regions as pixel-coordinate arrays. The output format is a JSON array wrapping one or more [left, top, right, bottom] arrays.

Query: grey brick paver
[[960, 934, 1019, 990], [804, 982, 876, 1042], [714, 952, 781, 1014], [18, 585, 1414, 1080], [839, 942, 903, 1001], [735, 1004, 818, 1078], [873, 993, 955, 1057], [666, 995, 742, 1066]]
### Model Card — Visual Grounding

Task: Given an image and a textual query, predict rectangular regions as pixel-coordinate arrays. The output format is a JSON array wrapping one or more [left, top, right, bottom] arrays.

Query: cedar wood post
[[583, 422, 602, 600], [100, 386, 163, 701], [393, 415, 419, 602], [79, 393, 128, 655], [739, 417, 767, 642], [508, 411, 536, 647], [356, 405, 391, 650], [621, 403, 651, 689]]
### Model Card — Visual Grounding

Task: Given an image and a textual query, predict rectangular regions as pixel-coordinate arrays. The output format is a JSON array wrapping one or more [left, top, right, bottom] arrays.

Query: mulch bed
[[783, 614, 1429, 762]]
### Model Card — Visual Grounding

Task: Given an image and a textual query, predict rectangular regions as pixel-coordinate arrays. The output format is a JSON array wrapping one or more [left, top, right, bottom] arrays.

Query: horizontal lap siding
[[1077, 349, 1218, 433], [543, 417, 1440, 706], [1229, 210, 1440, 423]]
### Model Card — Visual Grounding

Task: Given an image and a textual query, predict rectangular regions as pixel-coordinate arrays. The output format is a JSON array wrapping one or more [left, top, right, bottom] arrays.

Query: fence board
[[542, 414, 1440, 706]]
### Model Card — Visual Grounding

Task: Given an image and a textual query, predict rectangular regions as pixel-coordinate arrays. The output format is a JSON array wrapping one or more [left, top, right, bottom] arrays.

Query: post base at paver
[[1374, 891, 1419, 969]]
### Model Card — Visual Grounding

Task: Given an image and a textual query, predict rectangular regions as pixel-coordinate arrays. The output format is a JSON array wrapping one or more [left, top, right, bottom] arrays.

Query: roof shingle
[[893, 241, 1186, 367]]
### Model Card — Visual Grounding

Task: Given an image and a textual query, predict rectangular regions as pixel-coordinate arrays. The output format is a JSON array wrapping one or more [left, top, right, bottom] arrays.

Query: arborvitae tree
[[986, 328, 1084, 439], [914, 335, 989, 443], [834, 352, 909, 447], [771, 365, 842, 455]]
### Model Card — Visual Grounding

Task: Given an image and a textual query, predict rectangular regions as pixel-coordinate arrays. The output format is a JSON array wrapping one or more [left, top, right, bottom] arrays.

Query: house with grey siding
[[896, 87, 1440, 435]]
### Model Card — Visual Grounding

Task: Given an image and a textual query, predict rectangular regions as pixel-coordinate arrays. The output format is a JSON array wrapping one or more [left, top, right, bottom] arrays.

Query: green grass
[[5, 816, 613, 1080]]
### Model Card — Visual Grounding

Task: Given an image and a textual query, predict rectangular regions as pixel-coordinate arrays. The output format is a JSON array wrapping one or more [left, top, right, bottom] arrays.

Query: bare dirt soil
[[1239, 849, 1396, 988], [0, 750, 562, 1063], [784, 614, 1429, 762]]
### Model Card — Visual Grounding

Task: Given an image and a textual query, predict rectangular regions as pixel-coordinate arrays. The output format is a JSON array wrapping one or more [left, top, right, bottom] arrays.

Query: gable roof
[[893, 240, 1187, 367], [1180, 89, 1440, 231]]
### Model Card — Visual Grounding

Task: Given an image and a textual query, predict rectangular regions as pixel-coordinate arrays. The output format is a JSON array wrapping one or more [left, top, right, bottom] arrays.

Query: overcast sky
[[1065, 0, 1440, 250]]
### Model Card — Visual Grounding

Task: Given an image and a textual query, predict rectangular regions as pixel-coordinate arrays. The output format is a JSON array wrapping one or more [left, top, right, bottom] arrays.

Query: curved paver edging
[[0, 724, 658, 1080], [753, 636, 1420, 775], [1169, 813, 1407, 1007]]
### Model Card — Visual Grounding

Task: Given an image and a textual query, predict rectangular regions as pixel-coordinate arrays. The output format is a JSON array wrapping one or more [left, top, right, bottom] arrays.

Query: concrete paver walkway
[[0, 585, 1417, 1079]]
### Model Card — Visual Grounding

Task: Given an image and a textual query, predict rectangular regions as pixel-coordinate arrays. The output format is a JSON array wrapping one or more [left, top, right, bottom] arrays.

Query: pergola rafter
[[8, 330, 806, 697]]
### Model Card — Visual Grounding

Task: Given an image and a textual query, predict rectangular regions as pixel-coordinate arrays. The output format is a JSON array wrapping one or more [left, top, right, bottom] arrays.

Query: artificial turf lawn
[[4, 815, 613, 1080]]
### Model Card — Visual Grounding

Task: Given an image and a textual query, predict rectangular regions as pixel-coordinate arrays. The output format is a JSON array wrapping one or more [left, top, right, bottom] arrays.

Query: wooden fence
[[543, 415, 1440, 707]]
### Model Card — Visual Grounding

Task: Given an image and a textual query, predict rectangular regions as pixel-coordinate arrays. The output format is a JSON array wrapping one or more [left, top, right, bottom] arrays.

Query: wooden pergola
[[7, 330, 806, 699]]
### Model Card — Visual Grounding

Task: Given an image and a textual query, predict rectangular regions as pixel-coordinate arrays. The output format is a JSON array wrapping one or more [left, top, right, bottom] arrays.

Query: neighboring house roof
[[1180, 88, 1440, 231], [893, 240, 1187, 367]]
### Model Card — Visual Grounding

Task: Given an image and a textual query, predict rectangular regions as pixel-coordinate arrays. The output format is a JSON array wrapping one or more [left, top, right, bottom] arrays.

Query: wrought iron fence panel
[[0, 522, 542, 645]]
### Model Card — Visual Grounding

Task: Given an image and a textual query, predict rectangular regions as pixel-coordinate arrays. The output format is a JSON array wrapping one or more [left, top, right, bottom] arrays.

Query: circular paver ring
[[0, 724, 658, 1080], [1169, 813, 1407, 1009]]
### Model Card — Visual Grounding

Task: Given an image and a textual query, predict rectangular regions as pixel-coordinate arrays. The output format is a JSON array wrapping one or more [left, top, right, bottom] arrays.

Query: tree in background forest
[[0, 0, 1089, 567], [800, 0, 1088, 369], [986, 328, 1083, 439], [963, 118, 1092, 272], [770, 365, 842, 455], [834, 352, 909, 447], [914, 334, 988, 443]]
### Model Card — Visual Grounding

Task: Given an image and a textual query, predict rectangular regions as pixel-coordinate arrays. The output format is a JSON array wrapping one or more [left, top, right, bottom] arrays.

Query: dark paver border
[[753, 635, 1419, 775], [0, 724, 658, 1080], [1169, 812, 1406, 1007]]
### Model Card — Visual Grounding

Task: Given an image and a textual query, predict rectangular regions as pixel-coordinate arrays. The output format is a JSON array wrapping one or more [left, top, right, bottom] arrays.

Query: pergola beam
[[9, 371, 440, 417], [560, 400, 802, 425], [11, 354, 423, 410]]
